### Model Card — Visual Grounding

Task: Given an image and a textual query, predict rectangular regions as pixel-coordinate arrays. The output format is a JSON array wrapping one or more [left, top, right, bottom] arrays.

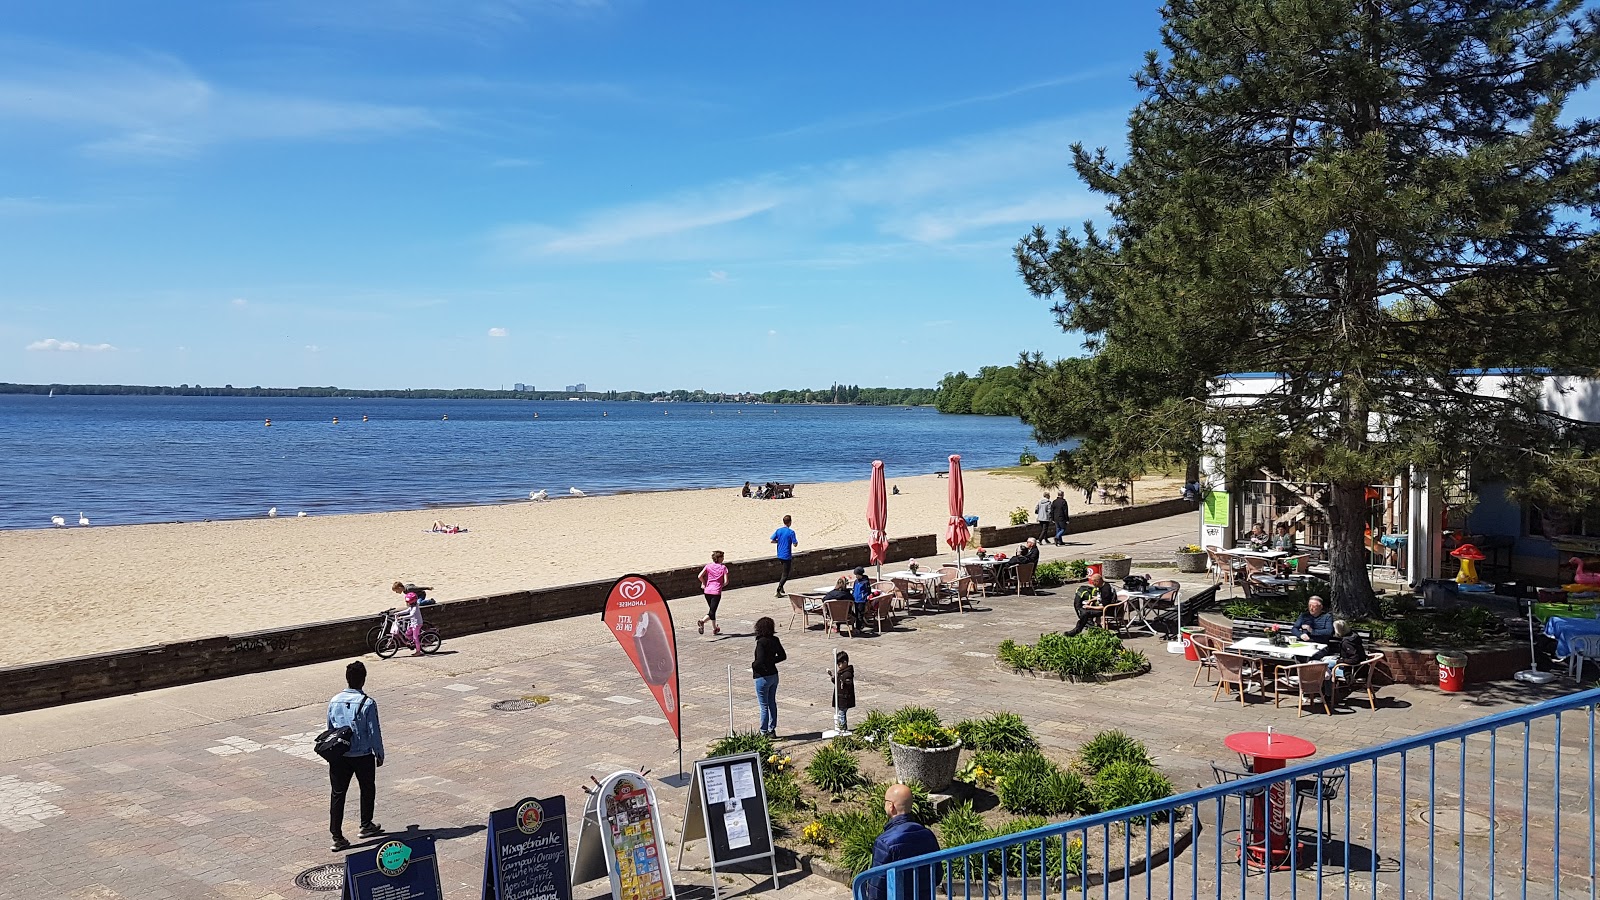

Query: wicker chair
[[1272, 661, 1333, 717], [1213, 652, 1257, 705], [786, 593, 815, 631]]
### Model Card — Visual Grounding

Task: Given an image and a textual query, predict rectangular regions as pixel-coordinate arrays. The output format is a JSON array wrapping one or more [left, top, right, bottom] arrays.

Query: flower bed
[[724, 708, 1181, 887], [996, 629, 1151, 681]]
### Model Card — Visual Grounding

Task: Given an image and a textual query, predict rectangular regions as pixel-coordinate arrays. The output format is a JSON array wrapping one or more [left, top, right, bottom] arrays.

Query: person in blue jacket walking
[[864, 783, 941, 900], [326, 661, 386, 851]]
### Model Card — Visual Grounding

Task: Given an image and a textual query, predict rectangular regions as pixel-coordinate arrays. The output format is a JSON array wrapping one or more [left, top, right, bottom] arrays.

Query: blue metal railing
[[853, 687, 1600, 900]]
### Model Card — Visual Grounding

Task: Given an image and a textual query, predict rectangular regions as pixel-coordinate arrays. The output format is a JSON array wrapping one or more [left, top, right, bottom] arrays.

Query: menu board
[[482, 795, 572, 900], [343, 835, 443, 900], [676, 751, 777, 897]]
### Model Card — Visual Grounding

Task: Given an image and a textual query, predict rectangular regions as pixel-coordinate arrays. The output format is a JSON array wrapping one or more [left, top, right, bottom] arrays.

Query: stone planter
[[1099, 556, 1133, 580], [889, 739, 963, 792], [1175, 551, 1208, 574]]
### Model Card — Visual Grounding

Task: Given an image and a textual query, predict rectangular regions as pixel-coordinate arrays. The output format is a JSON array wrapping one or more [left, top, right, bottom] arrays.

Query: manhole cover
[[294, 864, 345, 892], [1413, 806, 1494, 836], [492, 695, 550, 712]]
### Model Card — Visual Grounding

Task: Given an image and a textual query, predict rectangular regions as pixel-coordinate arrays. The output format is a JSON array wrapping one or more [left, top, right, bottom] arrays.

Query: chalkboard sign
[[675, 752, 778, 898], [343, 834, 443, 900], [482, 795, 572, 900]]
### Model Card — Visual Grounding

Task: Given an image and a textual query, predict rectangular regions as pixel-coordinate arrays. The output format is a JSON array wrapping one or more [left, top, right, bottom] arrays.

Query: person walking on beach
[[771, 515, 798, 597], [1034, 492, 1053, 542], [830, 650, 857, 734], [1049, 491, 1070, 546], [697, 550, 729, 636], [326, 661, 384, 852], [752, 616, 786, 738]]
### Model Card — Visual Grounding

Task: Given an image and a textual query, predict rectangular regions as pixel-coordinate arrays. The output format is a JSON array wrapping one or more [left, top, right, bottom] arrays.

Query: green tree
[[1016, 0, 1600, 616]]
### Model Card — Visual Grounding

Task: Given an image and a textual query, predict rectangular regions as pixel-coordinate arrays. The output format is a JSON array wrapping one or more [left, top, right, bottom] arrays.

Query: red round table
[[1224, 731, 1317, 868]]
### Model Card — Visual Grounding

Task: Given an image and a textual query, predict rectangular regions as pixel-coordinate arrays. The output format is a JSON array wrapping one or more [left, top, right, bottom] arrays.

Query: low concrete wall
[[0, 501, 1187, 715], [978, 497, 1197, 549], [1196, 613, 1527, 686]]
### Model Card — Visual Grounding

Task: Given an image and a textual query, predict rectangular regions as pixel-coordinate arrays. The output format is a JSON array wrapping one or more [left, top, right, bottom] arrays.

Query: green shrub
[[708, 730, 775, 761], [1033, 560, 1071, 587], [1091, 761, 1175, 822], [997, 751, 1093, 816], [829, 732, 867, 753], [936, 800, 988, 853], [1023, 629, 1127, 680], [1019, 448, 1039, 465], [1112, 649, 1149, 674], [1077, 730, 1151, 774], [892, 722, 958, 749], [892, 705, 944, 731], [954, 712, 1037, 752], [1066, 559, 1089, 579], [806, 745, 863, 794], [1224, 600, 1263, 620], [997, 638, 1033, 669], [823, 808, 889, 874], [1009, 507, 1031, 526], [983, 817, 1084, 878], [854, 709, 896, 745]]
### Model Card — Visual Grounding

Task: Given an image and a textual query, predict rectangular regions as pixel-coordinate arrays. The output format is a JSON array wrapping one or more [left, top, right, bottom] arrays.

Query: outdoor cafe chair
[[1207, 549, 1243, 593], [1089, 597, 1129, 636], [822, 599, 857, 637], [867, 593, 896, 631], [1210, 763, 1267, 851], [1566, 634, 1600, 680], [1292, 770, 1347, 841], [892, 577, 928, 608], [1272, 661, 1333, 717], [786, 594, 815, 631], [1334, 652, 1389, 710], [962, 563, 993, 598], [1213, 651, 1257, 705], [1190, 633, 1222, 686], [873, 580, 906, 613], [1013, 560, 1037, 596]]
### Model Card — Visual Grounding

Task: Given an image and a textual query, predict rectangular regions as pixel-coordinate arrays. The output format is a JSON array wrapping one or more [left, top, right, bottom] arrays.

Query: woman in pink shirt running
[[698, 550, 729, 636]]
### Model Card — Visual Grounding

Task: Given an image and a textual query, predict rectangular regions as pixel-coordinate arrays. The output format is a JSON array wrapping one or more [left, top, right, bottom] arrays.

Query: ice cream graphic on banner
[[602, 575, 682, 740]]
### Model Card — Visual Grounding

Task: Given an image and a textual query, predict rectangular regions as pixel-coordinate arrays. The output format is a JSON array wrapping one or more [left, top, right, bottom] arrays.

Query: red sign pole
[[602, 575, 683, 778]]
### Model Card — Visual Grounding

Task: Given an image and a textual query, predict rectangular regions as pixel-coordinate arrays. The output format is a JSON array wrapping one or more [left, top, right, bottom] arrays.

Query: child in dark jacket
[[830, 651, 857, 733]]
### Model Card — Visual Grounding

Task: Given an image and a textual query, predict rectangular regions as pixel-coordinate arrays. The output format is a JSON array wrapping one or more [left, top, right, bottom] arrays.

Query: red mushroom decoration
[[1451, 543, 1486, 585]]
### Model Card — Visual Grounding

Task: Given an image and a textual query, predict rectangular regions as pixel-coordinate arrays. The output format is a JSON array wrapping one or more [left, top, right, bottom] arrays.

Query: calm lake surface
[[0, 395, 1046, 528]]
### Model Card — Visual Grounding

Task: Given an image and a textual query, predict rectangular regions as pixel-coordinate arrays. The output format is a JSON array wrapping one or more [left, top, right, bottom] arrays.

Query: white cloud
[[264, 0, 611, 43], [0, 196, 97, 216], [708, 270, 730, 282], [231, 297, 249, 308], [27, 338, 116, 352], [488, 327, 509, 337], [492, 115, 1119, 262], [0, 44, 435, 160], [767, 330, 778, 336], [305, 344, 322, 352]]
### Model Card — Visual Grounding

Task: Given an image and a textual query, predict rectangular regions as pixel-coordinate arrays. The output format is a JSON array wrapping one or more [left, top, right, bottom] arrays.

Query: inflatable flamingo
[[1571, 557, 1600, 586]]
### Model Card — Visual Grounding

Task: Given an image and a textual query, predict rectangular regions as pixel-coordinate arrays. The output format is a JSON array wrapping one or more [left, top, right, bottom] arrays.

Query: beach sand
[[0, 470, 1179, 666]]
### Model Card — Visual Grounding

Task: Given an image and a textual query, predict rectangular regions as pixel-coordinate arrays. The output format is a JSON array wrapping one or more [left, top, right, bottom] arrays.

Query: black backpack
[[314, 695, 369, 763]]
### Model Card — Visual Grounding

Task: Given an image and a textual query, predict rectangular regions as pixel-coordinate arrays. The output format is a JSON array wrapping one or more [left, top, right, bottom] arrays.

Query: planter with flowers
[[888, 723, 962, 791], [1175, 545, 1208, 574], [1264, 624, 1289, 647], [1098, 553, 1133, 581]]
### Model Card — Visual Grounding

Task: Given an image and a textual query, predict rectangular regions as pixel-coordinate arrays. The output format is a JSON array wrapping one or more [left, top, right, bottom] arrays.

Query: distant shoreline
[[0, 382, 937, 406]]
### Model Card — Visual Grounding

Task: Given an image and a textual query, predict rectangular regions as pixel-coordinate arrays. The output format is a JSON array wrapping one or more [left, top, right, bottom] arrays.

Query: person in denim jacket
[[326, 661, 385, 851]]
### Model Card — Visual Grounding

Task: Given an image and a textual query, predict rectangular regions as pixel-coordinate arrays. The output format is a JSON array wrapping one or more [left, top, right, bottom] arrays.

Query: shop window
[[1528, 505, 1600, 538]]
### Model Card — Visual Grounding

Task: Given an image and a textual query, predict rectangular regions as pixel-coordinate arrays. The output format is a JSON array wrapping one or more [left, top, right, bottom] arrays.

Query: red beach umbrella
[[946, 455, 970, 554], [867, 460, 889, 572]]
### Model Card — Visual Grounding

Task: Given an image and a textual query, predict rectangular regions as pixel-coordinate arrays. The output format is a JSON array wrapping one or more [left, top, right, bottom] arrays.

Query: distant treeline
[[934, 366, 1029, 416], [0, 382, 938, 406]]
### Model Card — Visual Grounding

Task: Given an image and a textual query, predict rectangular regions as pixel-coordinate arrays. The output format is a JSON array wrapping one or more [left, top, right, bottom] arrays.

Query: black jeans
[[777, 558, 792, 593], [329, 753, 377, 837]]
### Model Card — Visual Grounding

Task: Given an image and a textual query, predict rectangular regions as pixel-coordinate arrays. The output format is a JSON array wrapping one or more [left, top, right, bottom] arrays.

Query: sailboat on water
[[48, 388, 54, 398]]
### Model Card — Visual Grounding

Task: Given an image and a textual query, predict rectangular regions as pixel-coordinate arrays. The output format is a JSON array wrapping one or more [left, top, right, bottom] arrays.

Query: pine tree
[[1017, 0, 1600, 617]]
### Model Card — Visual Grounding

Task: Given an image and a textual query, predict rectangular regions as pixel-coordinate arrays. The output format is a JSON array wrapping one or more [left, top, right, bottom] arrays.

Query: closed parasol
[[868, 460, 889, 578]]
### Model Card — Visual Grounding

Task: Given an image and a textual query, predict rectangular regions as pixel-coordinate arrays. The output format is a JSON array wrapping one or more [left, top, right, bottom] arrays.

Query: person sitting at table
[[1067, 573, 1120, 633], [993, 538, 1039, 590], [1316, 619, 1365, 669], [1271, 522, 1296, 553], [821, 576, 853, 605], [1246, 522, 1270, 551], [1294, 595, 1336, 643]]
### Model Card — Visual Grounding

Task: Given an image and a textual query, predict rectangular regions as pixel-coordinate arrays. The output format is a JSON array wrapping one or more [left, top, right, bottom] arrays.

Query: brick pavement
[[0, 512, 1591, 899]]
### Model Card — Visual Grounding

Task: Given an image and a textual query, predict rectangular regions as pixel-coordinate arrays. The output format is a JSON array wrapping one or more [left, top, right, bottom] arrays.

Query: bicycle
[[371, 608, 442, 658]]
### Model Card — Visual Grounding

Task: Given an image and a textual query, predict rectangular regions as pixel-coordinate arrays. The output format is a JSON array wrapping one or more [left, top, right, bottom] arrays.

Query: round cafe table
[[1223, 731, 1317, 869]]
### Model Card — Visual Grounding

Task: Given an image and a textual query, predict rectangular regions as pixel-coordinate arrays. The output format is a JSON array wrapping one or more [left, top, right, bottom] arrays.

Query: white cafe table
[[1228, 636, 1323, 661], [950, 557, 999, 567], [884, 570, 944, 593], [1227, 548, 1289, 560]]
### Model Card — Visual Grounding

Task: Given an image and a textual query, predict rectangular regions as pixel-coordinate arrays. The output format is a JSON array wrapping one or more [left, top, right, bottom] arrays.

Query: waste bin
[[1437, 653, 1467, 692], [1086, 563, 1103, 579], [1181, 626, 1204, 662]]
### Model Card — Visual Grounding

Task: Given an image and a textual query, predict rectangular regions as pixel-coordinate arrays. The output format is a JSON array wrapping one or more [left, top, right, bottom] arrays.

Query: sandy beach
[[0, 470, 1181, 667]]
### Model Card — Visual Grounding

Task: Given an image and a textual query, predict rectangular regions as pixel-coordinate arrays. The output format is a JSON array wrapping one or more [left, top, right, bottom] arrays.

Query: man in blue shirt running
[[771, 515, 798, 597]]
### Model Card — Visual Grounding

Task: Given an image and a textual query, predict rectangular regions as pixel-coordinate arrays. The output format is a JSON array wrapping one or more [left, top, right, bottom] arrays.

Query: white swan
[[268, 507, 278, 518], [529, 489, 548, 501], [51, 515, 66, 527], [569, 487, 586, 497], [78, 512, 90, 526], [297, 511, 307, 517]]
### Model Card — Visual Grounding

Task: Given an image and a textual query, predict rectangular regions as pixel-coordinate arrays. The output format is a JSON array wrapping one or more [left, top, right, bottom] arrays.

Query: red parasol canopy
[[867, 460, 889, 565], [946, 455, 970, 551]]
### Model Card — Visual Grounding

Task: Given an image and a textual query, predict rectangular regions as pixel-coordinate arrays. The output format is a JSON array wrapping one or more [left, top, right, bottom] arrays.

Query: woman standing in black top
[[752, 616, 787, 738]]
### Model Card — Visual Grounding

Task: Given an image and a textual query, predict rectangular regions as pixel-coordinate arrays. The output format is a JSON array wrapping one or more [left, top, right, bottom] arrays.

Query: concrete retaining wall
[[0, 503, 1190, 714], [978, 497, 1197, 549]]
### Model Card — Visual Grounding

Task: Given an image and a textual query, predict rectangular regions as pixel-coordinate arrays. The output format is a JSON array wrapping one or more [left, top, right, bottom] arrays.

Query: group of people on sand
[[741, 481, 793, 500]]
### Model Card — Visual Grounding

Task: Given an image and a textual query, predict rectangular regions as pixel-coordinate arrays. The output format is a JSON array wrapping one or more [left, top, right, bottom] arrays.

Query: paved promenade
[[1, 513, 1588, 899]]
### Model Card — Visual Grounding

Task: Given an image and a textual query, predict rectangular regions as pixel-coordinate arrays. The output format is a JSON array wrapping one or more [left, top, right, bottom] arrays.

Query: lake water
[[0, 395, 1045, 528]]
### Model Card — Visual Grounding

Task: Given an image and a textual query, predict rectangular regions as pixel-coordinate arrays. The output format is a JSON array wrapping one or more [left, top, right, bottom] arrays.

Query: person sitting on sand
[[741, 481, 752, 498]]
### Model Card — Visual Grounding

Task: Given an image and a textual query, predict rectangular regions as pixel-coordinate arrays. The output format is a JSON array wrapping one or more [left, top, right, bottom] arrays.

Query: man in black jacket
[[994, 538, 1039, 591], [1049, 491, 1070, 546]]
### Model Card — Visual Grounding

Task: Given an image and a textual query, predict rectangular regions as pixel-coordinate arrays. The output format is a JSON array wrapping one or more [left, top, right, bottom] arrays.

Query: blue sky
[[0, 1, 1161, 391]]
